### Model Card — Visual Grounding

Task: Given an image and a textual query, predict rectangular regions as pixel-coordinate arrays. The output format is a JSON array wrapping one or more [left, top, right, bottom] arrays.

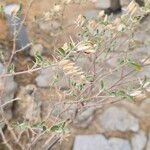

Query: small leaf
[[100, 80, 104, 89], [117, 58, 126, 65], [34, 52, 43, 65], [141, 75, 147, 87], [109, 90, 133, 101], [32, 122, 46, 131], [58, 48, 66, 57], [13, 122, 29, 130], [129, 62, 142, 71], [8, 64, 15, 73], [17, 1, 23, 16], [0, 5, 4, 13], [50, 122, 65, 133], [77, 83, 85, 91]]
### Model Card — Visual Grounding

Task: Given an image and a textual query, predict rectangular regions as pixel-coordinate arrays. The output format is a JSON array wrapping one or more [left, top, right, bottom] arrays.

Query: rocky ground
[[0, 0, 150, 150]]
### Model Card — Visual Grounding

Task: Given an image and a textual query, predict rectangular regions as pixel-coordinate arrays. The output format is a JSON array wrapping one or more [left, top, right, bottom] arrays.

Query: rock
[[131, 130, 147, 150], [120, 0, 131, 6], [4, 4, 30, 51], [30, 44, 44, 56], [35, 67, 56, 88], [28, 87, 66, 122], [51, 103, 77, 119], [76, 56, 91, 73], [95, 0, 133, 9], [73, 135, 131, 150], [0, 63, 17, 128], [101, 74, 120, 88], [134, 31, 150, 43], [136, 65, 150, 78], [146, 132, 150, 150], [35, 66, 69, 89], [95, 0, 110, 9], [74, 108, 95, 128], [15, 84, 41, 124], [98, 106, 139, 132], [84, 10, 99, 19], [51, 104, 96, 127], [108, 138, 131, 150], [73, 135, 110, 150], [140, 98, 150, 117], [38, 20, 61, 34]]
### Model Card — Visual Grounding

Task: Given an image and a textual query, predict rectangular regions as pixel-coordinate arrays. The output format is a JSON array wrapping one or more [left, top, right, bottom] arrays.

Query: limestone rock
[[84, 10, 99, 19], [146, 132, 150, 150], [108, 138, 131, 150], [15, 84, 41, 124], [35, 67, 56, 88], [95, 0, 110, 9], [35, 66, 69, 89], [51, 103, 77, 119], [30, 44, 44, 57], [73, 135, 131, 150], [140, 98, 150, 117], [73, 135, 110, 150], [98, 106, 139, 132], [38, 20, 61, 34], [74, 108, 96, 128], [131, 130, 147, 150], [0, 63, 17, 128]]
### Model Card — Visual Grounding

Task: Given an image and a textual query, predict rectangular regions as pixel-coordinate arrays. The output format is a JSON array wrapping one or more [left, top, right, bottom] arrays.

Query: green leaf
[[7, 64, 15, 73], [13, 122, 29, 130], [117, 58, 126, 65], [69, 42, 74, 50], [109, 90, 133, 101], [34, 52, 43, 65], [17, 2, 23, 16], [58, 48, 66, 57], [0, 5, 4, 13], [129, 62, 142, 71], [32, 122, 47, 131], [78, 83, 85, 91], [100, 80, 104, 89], [50, 122, 66, 133]]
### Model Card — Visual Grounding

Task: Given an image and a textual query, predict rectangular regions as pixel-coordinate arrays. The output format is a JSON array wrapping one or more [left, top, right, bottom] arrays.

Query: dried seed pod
[[59, 59, 86, 83], [127, 1, 140, 16]]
